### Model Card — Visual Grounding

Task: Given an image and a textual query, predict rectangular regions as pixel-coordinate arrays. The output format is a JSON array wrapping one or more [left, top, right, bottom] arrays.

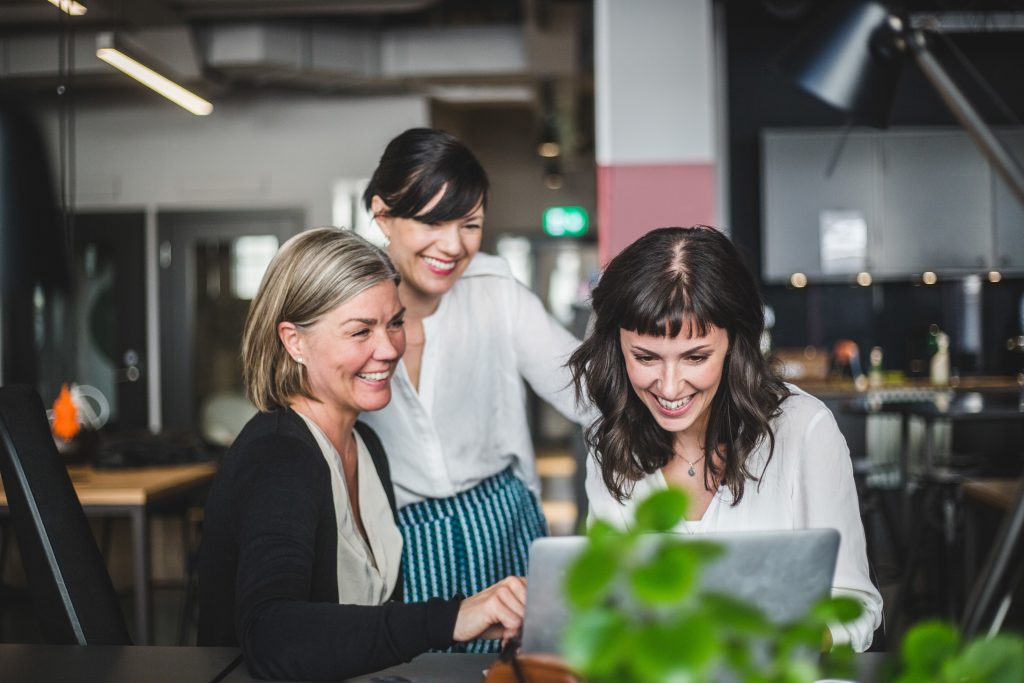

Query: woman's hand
[[453, 576, 527, 643]]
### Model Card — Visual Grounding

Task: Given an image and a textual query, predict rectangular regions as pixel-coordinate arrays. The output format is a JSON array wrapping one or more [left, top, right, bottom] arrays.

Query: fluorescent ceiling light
[[47, 0, 87, 15], [96, 33, 213, 116]]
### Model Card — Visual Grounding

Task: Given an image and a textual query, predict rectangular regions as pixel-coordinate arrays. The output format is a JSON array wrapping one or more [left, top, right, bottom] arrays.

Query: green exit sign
[[543, 206, 589, 237]]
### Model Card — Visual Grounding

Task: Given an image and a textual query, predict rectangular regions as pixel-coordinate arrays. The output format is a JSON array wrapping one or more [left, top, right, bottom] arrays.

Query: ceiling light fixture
[[47, 0, 87, 16], [538, 141, 561, 158], [96, 33, 212, 116]]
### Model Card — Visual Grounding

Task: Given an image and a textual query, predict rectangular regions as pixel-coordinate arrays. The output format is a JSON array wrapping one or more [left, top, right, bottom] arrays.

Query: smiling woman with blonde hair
[[198, 228, 525, 681]]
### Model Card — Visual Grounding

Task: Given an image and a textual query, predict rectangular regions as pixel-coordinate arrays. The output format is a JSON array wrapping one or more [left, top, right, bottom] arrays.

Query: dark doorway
[[73, 212, 149, 431]]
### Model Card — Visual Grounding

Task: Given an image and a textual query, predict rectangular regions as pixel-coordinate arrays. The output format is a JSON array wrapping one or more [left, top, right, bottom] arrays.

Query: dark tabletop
[[842, 391, 1024, 421], [0, 644, 241, 683], [221, 651, 891, 683]]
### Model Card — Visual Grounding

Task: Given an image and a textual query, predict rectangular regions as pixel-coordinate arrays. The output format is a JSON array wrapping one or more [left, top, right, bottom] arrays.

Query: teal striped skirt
[[398, 467, 548, 653]]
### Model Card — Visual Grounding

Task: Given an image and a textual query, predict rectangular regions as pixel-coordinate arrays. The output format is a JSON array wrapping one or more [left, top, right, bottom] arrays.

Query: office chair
[[0, 384, 131, 644], [961, 478, 1024, 640]]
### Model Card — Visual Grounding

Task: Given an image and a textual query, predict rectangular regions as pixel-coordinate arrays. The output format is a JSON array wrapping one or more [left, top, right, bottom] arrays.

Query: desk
[[962, 478, 1022, 512], [844, 394, 1023, 623], [220, 652, 889, 683], [0, 644, 240, 683], [843, 392, 1024, 476], [0, 646, 889, 683], [961, 477, 1023, 594], [0, 462, 217, 644]]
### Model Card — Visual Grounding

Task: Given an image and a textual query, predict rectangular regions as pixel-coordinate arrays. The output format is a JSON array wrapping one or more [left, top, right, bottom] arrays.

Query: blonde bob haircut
[[242, 227, 400, 412]]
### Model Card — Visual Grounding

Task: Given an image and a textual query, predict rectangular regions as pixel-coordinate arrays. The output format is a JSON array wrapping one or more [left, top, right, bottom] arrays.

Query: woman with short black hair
[[359, 130, 591, 649]]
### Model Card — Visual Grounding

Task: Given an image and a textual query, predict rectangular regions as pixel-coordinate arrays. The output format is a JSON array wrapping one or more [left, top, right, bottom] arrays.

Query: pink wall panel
[[597, 163, 716, 264]]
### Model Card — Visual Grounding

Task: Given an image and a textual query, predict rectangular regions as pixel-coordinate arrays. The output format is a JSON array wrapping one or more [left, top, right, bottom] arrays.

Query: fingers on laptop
[[453, 576, 527, 642]]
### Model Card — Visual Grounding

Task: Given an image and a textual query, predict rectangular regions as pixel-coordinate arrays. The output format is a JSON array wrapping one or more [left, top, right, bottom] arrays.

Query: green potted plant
[[561, 487, 1024, 682], [890, 621, 1023, 683], [562, 487, 862, 682]]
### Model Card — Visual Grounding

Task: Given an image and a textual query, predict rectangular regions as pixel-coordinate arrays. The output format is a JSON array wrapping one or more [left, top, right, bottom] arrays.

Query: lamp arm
[[904, 30, 1024, 208]]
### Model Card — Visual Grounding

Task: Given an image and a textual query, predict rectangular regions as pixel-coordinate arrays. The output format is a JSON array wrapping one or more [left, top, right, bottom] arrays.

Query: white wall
[[47, 94, 430, 224], [595, 0, 716, 165]]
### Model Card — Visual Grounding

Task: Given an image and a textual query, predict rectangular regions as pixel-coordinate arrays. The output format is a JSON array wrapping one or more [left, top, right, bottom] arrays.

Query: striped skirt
[[398, 467, 548, 653]]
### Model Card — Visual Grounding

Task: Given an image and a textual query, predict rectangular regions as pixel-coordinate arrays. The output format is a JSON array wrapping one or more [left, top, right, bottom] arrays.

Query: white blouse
[[586, 385, 884, 652], [295, 413, 403, 606], [360, 253, 592, 508]]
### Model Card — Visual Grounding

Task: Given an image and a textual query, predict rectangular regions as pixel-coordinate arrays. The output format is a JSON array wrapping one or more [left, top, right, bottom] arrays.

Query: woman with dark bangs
[[358, 129, 591, 649], [568, 226, 882, 652]]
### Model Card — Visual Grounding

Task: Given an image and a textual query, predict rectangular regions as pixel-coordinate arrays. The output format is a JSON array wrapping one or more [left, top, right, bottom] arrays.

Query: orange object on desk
[[51, 383, 80, 442]]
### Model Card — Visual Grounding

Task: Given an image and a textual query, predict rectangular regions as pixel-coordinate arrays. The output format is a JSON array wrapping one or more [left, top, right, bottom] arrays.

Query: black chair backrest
[[0, 384, 131, 644], [961, 478, 1024, 640]]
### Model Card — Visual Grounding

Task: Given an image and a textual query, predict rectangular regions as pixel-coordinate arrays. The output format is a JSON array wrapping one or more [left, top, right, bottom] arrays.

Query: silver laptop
[[521, 528, 840, 654]]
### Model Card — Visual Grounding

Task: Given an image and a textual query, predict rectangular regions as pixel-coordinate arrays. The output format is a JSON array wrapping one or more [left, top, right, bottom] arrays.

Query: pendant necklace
[[680, 452, 706, 477]]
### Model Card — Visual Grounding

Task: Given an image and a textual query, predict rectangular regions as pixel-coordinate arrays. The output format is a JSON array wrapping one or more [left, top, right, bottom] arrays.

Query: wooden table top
[[0, 462, 217, 508], [962, 478, 1022, 512]]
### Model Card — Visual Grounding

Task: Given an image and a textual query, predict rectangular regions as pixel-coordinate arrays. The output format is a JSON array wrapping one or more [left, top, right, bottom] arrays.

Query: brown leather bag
[[484, 641, 581, 683]]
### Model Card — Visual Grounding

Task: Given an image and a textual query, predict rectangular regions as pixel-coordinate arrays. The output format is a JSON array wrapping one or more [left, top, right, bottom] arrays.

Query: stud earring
[[382, 235, 391, 248], [296, 356, 303, 365]]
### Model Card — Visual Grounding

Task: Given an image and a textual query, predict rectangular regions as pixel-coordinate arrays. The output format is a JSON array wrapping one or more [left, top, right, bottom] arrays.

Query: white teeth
[[358, 372, 389, 381], [423, 256, 455, 271], [656, 395, 693, 411]]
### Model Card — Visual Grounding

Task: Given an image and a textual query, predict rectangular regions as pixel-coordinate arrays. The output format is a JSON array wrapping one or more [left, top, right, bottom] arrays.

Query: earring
[[382, 235, 391, 248], [295, 356, 303, 365]]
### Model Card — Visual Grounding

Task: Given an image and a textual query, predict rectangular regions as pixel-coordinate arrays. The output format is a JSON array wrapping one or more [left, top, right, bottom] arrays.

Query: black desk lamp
[[779, 0, 1024, 208]]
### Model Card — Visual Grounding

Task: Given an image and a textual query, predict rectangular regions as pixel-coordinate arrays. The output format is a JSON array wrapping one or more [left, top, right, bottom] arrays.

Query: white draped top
[[586, 385, 884, 652], [360, 253, 591, 508], [295, 412, 403, 606]]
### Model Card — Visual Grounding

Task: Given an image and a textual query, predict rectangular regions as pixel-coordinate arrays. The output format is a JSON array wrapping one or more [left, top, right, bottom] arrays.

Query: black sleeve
[[232, 435, 461, 681]]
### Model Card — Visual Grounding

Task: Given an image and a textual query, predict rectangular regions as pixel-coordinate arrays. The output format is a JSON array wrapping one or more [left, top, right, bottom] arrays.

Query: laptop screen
[[521, 528, 840, 654]]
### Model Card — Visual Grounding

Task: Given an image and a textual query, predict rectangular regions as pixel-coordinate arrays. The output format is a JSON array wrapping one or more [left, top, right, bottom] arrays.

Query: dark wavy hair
[[362, 128, 488, 223], [568, 226, 790, 504]]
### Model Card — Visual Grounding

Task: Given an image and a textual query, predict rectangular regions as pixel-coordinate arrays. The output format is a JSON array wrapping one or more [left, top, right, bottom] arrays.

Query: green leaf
[[632, 616, 719, 682], [778, 621, 826, 657], [586, 519, 623, 544], [634, 487, 689, 532], [698, 593, 772, 635], [772, 657, 819, 683], [561, 608, 629, 676], [811, 596, 864, 624], [943, 635, 1024, 683], [565, 544, 620, 608], [900, 620, 960, 675], [629, 542, 700, 604], [687, 539, 726, 560]]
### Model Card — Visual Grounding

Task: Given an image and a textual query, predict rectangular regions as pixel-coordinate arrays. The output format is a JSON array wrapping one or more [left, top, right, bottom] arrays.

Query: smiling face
[[372, 189, 483, 307], [281, 281, 406, 421], [619, 323, 730, 445]]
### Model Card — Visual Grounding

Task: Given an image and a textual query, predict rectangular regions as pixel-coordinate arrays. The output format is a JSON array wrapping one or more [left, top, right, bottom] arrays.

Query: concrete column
[[595, 0, 718, 262]]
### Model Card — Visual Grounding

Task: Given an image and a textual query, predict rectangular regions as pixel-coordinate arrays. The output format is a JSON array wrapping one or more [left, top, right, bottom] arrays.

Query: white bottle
[[930, 331, 950, 386]]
